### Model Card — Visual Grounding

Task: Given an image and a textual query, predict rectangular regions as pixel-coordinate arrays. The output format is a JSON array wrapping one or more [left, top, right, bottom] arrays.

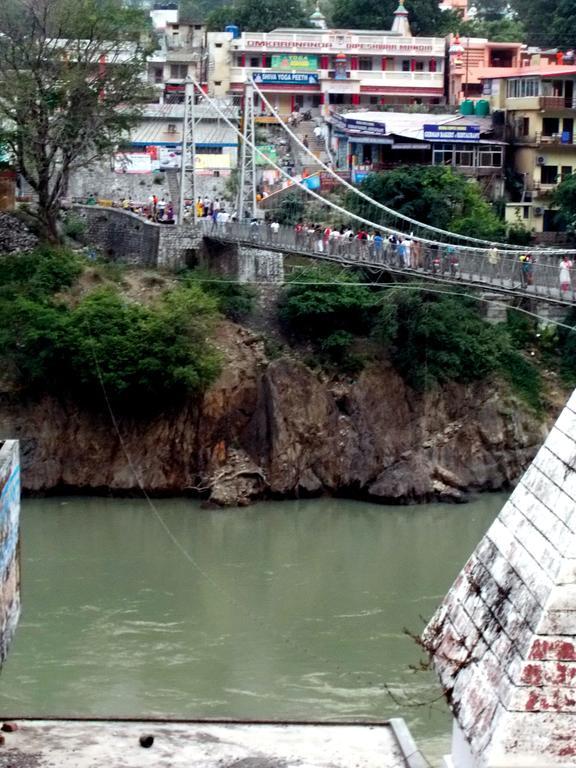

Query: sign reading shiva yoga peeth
[[271, 54, 318, 70]]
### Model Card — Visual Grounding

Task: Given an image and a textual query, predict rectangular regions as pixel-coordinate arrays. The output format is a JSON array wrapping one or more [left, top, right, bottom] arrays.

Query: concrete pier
[[424, 389, 576, 767]]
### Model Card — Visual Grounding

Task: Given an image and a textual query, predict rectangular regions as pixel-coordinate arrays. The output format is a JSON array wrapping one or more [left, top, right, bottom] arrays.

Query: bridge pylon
[[237, 80, 258, 221]]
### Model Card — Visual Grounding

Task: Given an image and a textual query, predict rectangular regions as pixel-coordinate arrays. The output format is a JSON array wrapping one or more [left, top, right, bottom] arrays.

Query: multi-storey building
[[216, 1, 446, 115], [438, 0, 468, 17], [447, 34, 523, 105], [481, 65, 576, 235]]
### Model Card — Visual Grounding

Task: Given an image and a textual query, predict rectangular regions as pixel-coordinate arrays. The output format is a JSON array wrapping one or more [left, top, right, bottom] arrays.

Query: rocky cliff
[[0, 321, 550, 505]]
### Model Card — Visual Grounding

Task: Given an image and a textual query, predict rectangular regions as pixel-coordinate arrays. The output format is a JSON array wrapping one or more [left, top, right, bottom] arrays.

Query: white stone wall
[[424, 389, 576, 767]]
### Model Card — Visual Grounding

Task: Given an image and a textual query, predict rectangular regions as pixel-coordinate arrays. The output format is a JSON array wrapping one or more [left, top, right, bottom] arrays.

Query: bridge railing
[[202, 220, 576, 305]]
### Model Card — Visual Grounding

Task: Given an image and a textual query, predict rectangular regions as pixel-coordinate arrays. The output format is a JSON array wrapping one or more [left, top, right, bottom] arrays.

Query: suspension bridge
[[113, 78, 576, 308]]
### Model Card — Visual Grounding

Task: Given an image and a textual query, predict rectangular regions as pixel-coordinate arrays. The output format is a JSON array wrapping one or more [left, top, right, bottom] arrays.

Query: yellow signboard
[[271, 54, 318, 70]]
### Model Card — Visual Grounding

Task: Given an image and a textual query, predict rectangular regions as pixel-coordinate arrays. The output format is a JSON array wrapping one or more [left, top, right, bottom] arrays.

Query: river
[[0, 494, 505, 763]]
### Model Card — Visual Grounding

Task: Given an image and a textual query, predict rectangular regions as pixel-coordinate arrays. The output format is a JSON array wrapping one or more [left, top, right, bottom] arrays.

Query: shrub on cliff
[[0, 251, 222, 405], [183, 269, 256, 322], [63, 286, 221, 403], [279, 266, 375, 338], [0, 246, 83, 297]]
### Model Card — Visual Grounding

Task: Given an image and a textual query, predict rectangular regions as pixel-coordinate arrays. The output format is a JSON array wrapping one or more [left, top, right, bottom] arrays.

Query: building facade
[[217, 3, 446, 115], [482, 65, 576, 234], [447, 35, 523, 105]]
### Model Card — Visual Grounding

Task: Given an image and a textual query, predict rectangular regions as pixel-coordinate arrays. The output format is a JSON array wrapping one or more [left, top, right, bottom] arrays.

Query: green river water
[[0, 494, 505, 763]]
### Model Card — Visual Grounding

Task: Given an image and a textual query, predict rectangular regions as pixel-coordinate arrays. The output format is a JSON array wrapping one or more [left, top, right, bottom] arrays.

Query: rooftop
[[0, 719, 426, 768], [480, 65, 576, 80]]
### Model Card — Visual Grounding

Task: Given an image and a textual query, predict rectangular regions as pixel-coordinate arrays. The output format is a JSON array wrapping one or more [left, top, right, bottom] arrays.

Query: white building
[[213, 1, 446, 116]]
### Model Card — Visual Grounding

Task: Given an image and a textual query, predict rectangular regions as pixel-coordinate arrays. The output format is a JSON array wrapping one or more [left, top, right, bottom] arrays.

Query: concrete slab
[[0, 718, 424, 768]]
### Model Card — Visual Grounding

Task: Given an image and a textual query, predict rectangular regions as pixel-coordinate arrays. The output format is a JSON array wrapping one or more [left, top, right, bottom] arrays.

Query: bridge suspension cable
[[189, 79, 573, 261], [250, 82, 576, 257]]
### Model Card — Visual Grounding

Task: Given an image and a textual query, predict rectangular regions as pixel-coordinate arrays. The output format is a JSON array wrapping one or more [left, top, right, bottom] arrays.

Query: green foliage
[[507, 0, 576, 47], [347, 166, 505, 241], [279, 266, 375, 339], [505, 309, 538, 349], [0, 249, 221, 406], [273, 192, 307, 227], [552, 174, 576, 232], [0, 247, 83, 297], [63, 214, 87, 241], [206, 0, 309, 31], [183, 268, 256, 321], [557, 308, 576, 383], [457, 17, 525, 42], [64, 287, 220, 402], [498, 348, 543, 412], [0, 0, 151, 239], [330, 0, 454, 35], [381, 291, 503, 390]]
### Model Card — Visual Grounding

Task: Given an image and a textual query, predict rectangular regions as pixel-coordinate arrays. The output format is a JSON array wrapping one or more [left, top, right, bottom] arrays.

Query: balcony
[[506, 95, 576, 111], [229, 66, 444, 90], [234, 32, 446, 57], [512, 131, 576, 148]]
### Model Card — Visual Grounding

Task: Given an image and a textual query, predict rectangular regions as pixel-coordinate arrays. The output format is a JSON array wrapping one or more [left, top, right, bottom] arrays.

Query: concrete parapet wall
[[0, 440, 20, 665], [76, 206, 160, 266]]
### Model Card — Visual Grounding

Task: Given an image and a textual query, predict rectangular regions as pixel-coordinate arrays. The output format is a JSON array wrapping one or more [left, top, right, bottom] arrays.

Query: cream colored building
[[482, 65, 576, 235]]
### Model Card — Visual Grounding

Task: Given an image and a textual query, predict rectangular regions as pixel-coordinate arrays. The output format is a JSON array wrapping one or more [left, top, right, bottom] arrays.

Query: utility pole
[[178, 79, 198, 224], [237, 79, 257, 220]]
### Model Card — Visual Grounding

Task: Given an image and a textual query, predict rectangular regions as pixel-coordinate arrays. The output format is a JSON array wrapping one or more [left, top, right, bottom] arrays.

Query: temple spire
[[391, 0, 412, 37]]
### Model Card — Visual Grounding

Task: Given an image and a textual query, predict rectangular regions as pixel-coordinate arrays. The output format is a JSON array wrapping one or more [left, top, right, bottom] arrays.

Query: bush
[[382, 291, 503, 390], [0, 246, 83, 297], [279, 266, 376, 339], [0, 251, 222, 407], [184, 269, 256, 322], [498, 348, 542, 411], [63, 214, 87, 241]]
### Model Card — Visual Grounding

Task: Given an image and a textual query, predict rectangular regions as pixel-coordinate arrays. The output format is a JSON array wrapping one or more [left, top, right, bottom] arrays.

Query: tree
[[0, 0, 151, 240], [507, 0, 576, 47], [330, 0, 454, 37], [471, 0, 509, 21], [458, 16, 525, 42], [346, 166, 505, 241], [552, 174, 576, 232], [206, 0, 309, 32]]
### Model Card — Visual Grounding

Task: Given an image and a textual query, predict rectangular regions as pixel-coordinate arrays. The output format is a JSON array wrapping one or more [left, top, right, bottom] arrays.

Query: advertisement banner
[[271, 54, 318, 70], [330, 112, 387, 137], [255, 145, 279, 166], [253, 72, 319, 86], [423, 124, 481, 142], [114, 152, 152, 174]]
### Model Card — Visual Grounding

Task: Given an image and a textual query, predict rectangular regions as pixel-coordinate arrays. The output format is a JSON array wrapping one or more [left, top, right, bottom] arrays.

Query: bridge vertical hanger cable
[[251, 83, 576, 256], [188, 79, 530, 260]]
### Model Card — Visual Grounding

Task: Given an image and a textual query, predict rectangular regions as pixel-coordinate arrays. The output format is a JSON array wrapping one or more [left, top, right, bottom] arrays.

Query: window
[[153, 67, 163, 84], [369, 96, 378, 104], [523, 206, 530, 220], [541, 165, 558, 184], [358, 57, 373, 71], [263, 55, 272, 68], [429, 59, 437, 72], [170, 64, 188, 79], [402, 60, 410, 72], [478, 146, 503, 167], [562, 165, 572, 179], [455, 148, 474, 167], [432, 143, 453, 166], [214, 80, 222, 87], [506, 77, 540, 98], [415, 61, 424, 72], [312, 94, 322, 107], [215, 43, 222, 48], [521, 117, 530, 136], [542, 117, 560, 136], [249, 56, 259, 68], [197, 146, 223, 154]]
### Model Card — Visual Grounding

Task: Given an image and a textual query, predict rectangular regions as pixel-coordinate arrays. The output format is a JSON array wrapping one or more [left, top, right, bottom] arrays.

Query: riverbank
[[0, 319, 555, 505]]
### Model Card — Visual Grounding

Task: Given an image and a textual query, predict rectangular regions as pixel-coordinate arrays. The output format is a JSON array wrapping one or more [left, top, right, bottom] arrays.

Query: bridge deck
[[203, 222, 576, 308]]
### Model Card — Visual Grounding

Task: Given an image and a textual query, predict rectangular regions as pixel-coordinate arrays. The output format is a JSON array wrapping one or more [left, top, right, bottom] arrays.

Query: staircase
[[290, 119, 327, 173], [165, 170, 181, 216]]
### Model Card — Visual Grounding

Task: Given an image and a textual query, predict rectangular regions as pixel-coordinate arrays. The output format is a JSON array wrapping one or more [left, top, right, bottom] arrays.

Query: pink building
[[448, 34, 523, 104], [439, 0, 469, 18]]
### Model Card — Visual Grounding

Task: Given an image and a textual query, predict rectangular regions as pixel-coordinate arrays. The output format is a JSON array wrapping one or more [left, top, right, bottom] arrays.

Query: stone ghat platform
[[0, 718, 426, 768]]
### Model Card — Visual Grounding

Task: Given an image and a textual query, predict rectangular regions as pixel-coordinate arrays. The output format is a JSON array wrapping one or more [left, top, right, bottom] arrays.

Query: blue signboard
[[330, 112, 387, 137], [423, 124, 481, 142], [253, 72, 319, 86]]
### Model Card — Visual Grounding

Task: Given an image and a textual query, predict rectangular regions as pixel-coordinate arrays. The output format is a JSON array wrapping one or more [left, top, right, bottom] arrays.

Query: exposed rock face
[[0, 212, 38, 254], [0, 323, 548, 505]]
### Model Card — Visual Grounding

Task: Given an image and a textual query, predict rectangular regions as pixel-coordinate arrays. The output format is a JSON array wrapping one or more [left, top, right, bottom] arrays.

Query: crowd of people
[[82, 194, 575, 295]]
